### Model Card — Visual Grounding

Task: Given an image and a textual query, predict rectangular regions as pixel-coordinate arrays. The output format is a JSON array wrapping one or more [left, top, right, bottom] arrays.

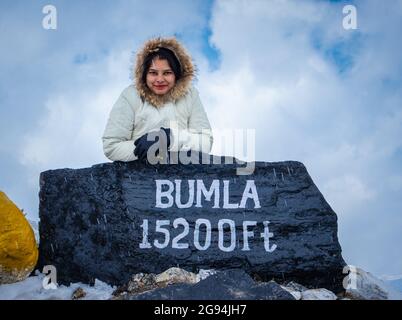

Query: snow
[[2, 267, 402, 300], [196, 269, 217, 282], [345, 268, 402, 300], [0, 271, 115, 300], [380, 274, 402, 294], [301, 289, 338, 300], [380, 274, 402, 281]]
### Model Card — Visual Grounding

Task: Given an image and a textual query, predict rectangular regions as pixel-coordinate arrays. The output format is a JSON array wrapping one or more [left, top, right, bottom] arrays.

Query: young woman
[[102, 37, 213, 163]]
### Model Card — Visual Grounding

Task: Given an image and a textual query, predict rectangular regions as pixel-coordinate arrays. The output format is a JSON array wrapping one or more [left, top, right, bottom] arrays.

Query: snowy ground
[[380, 275, 402, 294], [0, 271, 115, 300], [1, 270, 401, 300], [0, 219, 116, 300]]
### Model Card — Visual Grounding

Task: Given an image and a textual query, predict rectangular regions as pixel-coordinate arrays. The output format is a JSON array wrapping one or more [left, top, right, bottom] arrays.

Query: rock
[[344, 267, 402, 300], [113, 273, 158, 298], [280, 286, 300, 300], [127, 273, 157, 292], [281, 287, 302, 300], [283, 280, 309, 291], [281, 281, 309, 300], [38, 157, 346, 292], [301, 288, 338, 300], [126, 269, 295, 300], [0, 191, 38, 284], [71, 287, 86, 300], [155, 267, 198, 286], [113, 267, 200, 299]]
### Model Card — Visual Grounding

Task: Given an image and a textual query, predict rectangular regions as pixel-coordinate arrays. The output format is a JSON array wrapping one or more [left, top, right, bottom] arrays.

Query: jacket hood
[[133, 37, 195, 107]]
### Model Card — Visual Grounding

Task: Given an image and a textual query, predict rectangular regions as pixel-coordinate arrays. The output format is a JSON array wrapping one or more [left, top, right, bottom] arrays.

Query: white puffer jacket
[[102, 37, 213, 162], [102, 85, 213, 162]]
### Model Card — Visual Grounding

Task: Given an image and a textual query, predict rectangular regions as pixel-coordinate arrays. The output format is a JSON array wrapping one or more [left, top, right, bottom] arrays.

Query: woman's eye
[[164, 72, 172, 75]]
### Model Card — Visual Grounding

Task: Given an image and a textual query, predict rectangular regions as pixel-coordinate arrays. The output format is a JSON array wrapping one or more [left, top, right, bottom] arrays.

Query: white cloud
[[4, 0, 402, 276], [322, 174, 376, 212], [197, 0, 402, 275], [19, 50, 131, 174]]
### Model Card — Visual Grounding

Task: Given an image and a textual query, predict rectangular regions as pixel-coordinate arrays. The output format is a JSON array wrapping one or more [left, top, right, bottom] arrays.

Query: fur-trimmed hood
[[133, 37, 195, 107]]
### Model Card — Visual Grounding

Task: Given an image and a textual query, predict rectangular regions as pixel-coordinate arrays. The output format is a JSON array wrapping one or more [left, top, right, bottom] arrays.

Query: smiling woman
[[102, 37, 213, 163]]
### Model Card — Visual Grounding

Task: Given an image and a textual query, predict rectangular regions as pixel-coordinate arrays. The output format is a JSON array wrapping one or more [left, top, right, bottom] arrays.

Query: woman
[[102, 37, 213, 163]]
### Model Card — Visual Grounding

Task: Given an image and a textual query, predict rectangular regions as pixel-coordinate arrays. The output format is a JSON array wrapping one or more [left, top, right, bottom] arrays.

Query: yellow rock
[[0, 191, 38, 284]]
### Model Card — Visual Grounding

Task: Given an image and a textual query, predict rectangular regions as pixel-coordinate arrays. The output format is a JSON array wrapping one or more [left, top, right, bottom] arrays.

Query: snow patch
[[0, 271, 115, 300]]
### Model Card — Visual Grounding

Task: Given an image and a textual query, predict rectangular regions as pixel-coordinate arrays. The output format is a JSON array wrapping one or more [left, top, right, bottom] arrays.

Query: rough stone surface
[[280, 286, 302, 300], [301, 288, 338, 300], [112, 267, 200, 299], [155, 267, 198, 286], [112, 272, 158, 298], [126, 269, 295, 300], [71, 287, 86, 300], [38, 156, 346, 292], [280, 281, 309, 300]]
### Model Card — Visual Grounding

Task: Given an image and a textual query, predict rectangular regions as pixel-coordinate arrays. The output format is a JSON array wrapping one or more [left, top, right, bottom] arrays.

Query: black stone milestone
[[37, 155, 346, 293]]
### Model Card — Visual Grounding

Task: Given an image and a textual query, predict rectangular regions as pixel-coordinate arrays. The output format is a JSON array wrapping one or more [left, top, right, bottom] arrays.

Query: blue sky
[[1, 0, 402, 278]]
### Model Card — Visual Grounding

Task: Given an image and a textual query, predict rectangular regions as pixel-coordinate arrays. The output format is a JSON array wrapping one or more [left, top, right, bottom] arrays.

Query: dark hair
[[141, 47, 182, 84]]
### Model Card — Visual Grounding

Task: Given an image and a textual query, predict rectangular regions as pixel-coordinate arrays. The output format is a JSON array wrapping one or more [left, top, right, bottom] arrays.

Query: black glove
[[160, 127, 171, 150], [134, 132, 155, 161], [134, 127, 171, 162]]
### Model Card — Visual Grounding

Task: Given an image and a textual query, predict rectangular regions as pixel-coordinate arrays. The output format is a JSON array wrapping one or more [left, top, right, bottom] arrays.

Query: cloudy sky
[[1, 0, 401, 277]]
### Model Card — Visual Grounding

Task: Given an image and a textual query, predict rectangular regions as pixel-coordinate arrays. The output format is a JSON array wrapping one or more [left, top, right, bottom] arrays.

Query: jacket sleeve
[[170, 87, 213, 153], [102, 88, 137, 162]]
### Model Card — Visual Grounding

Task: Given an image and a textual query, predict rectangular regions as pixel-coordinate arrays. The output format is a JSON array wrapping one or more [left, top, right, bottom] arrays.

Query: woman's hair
[[141, 47, 182, 84]]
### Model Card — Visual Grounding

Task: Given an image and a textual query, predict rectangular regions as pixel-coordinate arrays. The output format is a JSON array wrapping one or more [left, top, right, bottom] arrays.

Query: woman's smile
[[154, 84, 168, 89]]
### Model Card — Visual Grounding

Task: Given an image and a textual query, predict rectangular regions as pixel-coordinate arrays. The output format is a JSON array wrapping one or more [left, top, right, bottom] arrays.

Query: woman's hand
[[134, 127, 171, 161]]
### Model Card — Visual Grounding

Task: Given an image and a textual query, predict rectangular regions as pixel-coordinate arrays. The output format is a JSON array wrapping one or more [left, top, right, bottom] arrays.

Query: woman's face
[[146, 58, 176, 95]]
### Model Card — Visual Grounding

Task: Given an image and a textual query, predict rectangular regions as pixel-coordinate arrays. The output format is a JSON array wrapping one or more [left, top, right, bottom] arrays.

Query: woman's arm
[[102, 87, 138, 162], [169, 87, 213, 153]]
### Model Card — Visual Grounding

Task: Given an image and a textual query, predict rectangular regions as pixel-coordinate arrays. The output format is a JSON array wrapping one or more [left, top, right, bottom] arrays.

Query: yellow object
[[0, 191, 38, 284]]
